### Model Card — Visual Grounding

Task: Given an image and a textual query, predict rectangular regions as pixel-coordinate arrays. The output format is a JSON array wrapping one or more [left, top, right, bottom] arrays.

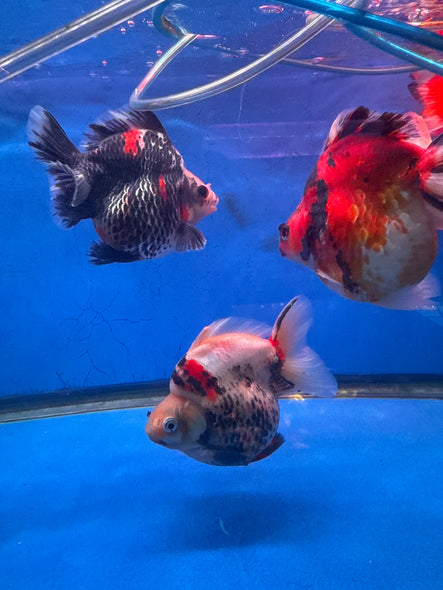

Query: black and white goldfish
[[27, 107, 218, 264], [145, 297, 337, 466]]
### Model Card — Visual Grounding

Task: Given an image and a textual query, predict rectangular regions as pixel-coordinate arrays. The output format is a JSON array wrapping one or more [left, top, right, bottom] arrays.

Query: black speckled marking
[[335, 249, 360, 294], [423, 191, 443, 211], [301, 176, 329, 262], [171, 369, 185, 387]]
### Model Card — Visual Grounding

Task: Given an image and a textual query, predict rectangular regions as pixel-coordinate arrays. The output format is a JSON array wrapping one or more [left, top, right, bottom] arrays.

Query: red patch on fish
[[122, 129, 142, 156], [180, 205, 190, 221], [269, 337, 285, 361], [182, 358, 219, 402], [158, 175, 168, 201]]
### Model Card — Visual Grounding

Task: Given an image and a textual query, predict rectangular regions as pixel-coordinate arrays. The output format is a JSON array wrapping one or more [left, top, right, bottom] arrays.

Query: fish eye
[[279, 223, 289, 241], [162, 417, 178, 433], [198, 185, 209, 198], [146, 410, 152, 418]]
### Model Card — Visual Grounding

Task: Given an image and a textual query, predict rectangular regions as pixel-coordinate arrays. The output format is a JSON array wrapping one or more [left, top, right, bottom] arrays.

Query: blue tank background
[[1, 1, 442, 397]]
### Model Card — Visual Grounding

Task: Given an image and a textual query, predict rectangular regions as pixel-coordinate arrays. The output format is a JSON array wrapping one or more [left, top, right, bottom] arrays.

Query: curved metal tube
[[131, 0, 442, 110], [129, 7, 348, 110], [280, 0, 443, 51], [346, 24, 443, 76], [0, 0, 167, 83], [153, 2, 418, 76]]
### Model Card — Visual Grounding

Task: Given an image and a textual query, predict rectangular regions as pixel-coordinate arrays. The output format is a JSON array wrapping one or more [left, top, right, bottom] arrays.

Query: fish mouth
[[206, 187, 219, 211]]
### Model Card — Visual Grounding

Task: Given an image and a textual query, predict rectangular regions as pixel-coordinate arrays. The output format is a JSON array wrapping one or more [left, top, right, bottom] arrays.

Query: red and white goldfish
[[28, 107, 218, 264], [279, 106, 443, 309], [145, 296, 336, 466]]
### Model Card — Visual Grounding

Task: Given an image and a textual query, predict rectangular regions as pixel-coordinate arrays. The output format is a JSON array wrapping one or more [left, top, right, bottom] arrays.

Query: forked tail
[[27, 106, 92, 227]]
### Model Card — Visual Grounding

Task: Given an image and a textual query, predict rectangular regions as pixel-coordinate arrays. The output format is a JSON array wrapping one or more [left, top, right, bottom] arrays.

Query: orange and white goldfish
[[145, 297, 336, 466], [278, 106, 443, 309]]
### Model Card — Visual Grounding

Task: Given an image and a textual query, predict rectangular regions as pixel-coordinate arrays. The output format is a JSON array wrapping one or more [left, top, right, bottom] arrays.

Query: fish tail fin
[[28, 106, 92, 227], [420, 133, 443, 228], [270, 297, 337, 398], [27, 106, 79, 166], [409, 69, 443, 135]]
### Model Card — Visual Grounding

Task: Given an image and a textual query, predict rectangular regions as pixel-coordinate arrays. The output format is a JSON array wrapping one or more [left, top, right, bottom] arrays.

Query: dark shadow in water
[[135, 491, 323, 553], [0, 473, 325, 552]]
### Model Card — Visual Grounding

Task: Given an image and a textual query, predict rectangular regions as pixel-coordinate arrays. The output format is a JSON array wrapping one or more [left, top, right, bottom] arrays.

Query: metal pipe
[[1, 375, 442, 423], [130, 10, 342, 110], [0, 0, 167, 83]]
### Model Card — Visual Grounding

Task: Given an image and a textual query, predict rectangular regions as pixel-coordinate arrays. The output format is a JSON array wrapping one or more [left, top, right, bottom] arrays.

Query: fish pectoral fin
[[174, 223, 206, 252], [88, 242, 140, 265], [251, 433, 285, 463], [70, 170, 91, 206]]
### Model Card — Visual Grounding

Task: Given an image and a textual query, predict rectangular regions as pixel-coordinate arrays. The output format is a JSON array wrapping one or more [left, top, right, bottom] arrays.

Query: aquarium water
[[0, 1, 442, 589]]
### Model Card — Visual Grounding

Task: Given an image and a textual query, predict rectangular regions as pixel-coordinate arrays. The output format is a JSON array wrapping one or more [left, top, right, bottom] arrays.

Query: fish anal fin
[[377, 274, 440, 310], [251, 433, 285, 463], [88, 242, 140, 265]]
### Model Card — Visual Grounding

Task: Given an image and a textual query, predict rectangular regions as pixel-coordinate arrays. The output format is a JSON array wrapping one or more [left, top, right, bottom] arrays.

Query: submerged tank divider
[[1, 375, 442, 423]]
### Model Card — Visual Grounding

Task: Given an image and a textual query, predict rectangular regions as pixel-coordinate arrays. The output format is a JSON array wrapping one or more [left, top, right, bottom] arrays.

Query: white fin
[[397, 111, 431, 148], [271, 297, 337, 398], [418, 296, 443, 327], [323, 106, 373, 149], [377, 274, 440, 310], [188, 318, 270, 352]]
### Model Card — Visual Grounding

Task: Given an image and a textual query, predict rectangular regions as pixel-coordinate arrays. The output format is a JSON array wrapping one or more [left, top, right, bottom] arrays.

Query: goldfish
[[278, 106, 443, 309], [145, 296, 336, 466], [27, 107, 218, 264]]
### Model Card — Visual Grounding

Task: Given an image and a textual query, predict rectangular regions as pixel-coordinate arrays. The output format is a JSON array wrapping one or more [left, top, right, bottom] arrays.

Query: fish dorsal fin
[[324, 106, 431, 150], [84, 108, 169, 150], [324, 106, 373, 148], [188, 318, 270, 352]]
